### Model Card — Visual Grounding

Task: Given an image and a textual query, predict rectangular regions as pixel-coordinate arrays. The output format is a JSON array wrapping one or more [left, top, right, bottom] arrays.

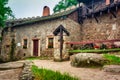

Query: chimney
[[106, 0, 110, 5], [43, 6, 50, 17]]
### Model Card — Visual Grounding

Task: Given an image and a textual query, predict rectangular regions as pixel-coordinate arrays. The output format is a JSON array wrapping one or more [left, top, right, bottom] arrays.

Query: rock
[[19, 60, 34, 80], [0, 61, 24, 70], [103, 65, 120, 73], [70, 53, 108, 67]]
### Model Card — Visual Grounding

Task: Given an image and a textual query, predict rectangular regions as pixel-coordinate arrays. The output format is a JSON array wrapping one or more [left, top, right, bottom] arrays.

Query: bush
[[0, 57, 4, 63], [80, 43, 94, 50], [0, 36, 2, 41], [31, 65, 79, 80], [100, 44, 107, 49]]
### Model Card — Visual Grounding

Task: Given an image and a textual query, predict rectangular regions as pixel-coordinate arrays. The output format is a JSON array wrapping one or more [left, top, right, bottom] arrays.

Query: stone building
[[1, 0, 120, 61]]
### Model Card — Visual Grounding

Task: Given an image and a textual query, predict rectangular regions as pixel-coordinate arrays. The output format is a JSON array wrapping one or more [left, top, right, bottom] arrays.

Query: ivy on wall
[[9, 38, 16, 61]]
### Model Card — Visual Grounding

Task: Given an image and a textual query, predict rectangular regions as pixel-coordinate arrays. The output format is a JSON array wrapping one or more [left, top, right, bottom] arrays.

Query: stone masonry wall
[[12, 17, 81, 58], [82, 9, 120, 42]]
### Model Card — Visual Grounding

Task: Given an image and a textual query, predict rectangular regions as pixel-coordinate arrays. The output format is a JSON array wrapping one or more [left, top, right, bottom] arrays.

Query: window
[[48, 38, 53, 48], [23, 39, 27, 49]]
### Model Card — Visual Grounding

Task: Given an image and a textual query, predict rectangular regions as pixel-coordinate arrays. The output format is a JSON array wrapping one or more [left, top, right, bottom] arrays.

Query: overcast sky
[[8, 0, 60, 18]]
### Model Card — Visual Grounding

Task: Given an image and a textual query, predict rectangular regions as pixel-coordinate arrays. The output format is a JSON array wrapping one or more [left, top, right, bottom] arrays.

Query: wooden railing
[[66, 39, 120, 49], [66, 39, 120, 45], [82, 0, 120, 16]]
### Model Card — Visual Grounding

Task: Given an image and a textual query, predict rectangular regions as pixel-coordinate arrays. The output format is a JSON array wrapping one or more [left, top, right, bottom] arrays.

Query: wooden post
[[60, 26, 63, 60], [53, 25, 69, 61]]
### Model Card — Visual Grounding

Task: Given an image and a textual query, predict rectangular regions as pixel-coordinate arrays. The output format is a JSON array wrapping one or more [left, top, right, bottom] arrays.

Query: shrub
[[31, 65, 79, 80], [0, 36, 2, 41], [100, 44, 107, 49], [9, 38, 16, 61], [80, 43, 94, 50]]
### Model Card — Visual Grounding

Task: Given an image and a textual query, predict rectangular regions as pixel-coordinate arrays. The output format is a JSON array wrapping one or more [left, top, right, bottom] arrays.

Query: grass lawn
[[25, 56, 53, 60], [69, 48, 120, 54], [103, 54, 120, 65], [31, 65, 79, 80]]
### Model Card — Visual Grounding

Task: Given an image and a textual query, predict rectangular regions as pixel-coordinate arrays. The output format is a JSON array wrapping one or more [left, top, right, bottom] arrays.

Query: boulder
[[70, 53, 108, 67], [0, 61, 24, 70]]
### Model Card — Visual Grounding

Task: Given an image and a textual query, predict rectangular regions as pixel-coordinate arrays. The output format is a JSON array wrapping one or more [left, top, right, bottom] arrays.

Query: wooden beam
[[110, 10, 117, 18], [94, 15, 99, 23]]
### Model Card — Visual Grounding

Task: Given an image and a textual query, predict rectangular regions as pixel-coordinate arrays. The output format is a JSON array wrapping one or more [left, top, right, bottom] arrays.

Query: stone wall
[[0, 29, 13, 61], [82, 9, 120, 42], [68, 11, 78, 23], [2, 6, 120, 60], [10, 17, 81, 59]]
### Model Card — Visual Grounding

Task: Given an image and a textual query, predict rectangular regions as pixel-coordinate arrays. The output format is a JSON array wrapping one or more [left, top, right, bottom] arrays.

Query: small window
[[23, 39, 27, 49], [48, 38, 53, 48]]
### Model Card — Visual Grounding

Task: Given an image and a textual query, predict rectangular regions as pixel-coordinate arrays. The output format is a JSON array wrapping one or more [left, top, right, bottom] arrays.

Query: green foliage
[[0, 57, 4, 63], [0, 0, 14, 27], [80, 43, 94, 50], [31, 65, 79, 80], [69, 48, 120, 54], [103, 54, 120, 65], [25, 56, 52, 60], [100, 44, 107, 49], [9, 39, 16, 61], [53, 0, 78, 13], [0, 36, 2, 41]]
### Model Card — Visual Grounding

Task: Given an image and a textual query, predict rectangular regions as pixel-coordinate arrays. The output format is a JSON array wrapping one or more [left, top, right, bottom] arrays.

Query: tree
[[0, 0, 14, 28], [53, 0, 78, 13], [53, 0, 97, 12]]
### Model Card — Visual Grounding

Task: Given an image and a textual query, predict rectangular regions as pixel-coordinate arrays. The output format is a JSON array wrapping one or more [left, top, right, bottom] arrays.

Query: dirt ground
[[0, 68, 22, 80], [33, 60, 120, 80]]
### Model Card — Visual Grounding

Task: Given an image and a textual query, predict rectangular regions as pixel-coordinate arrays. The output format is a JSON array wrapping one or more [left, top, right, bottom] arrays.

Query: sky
[[8, 0, 61, 18]]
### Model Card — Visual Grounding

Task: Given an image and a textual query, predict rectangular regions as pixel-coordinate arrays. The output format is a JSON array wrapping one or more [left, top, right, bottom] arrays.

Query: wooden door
[[33, 40, 39, 56]]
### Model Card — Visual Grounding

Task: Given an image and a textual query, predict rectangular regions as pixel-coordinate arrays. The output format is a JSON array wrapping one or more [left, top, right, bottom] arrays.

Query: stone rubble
[[19, 60, 34, 80]]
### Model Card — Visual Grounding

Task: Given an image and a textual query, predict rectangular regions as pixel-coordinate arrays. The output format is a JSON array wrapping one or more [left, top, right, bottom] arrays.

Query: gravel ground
[[33, 60, 120, 80], [0, 68, 22, 80]]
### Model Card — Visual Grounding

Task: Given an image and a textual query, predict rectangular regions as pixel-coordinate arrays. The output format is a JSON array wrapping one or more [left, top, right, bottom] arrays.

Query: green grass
[[103, 54, 120, 65], [69, 48, 120, 54], [31, 65, 79, 80], [25, 56, 53, 60]]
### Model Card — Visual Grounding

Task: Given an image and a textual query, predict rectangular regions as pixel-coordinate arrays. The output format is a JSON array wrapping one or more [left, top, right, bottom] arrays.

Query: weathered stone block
[[103, 65, 120, 73], [70, 53, 108, 67]]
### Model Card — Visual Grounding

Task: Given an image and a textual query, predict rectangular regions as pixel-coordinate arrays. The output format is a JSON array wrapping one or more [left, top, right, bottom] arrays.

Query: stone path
[[33, 60, 120, 80], [0, 61, 24, 80]]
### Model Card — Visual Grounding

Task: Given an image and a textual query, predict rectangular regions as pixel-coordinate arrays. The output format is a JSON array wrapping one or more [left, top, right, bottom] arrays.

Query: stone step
[[0, 61, 24, 70], [103, 65, 120, 73]]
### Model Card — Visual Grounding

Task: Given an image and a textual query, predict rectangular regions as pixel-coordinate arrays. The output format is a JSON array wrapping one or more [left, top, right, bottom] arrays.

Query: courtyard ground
[[0, 60, 119, 80], [0, 68, 22, 80], [33, 60, 120, 80], [0, 61, 24, 80]]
